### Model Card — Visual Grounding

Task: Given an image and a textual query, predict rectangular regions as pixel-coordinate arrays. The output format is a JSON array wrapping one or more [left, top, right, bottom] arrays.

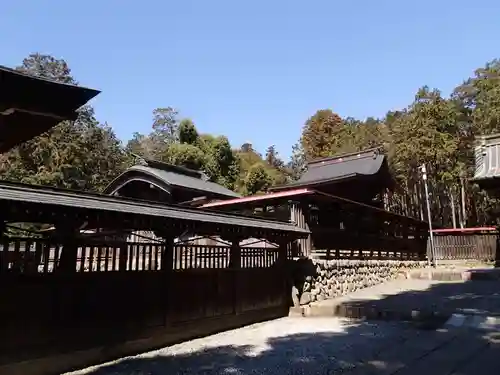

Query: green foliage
[[301, 110, 344, 160], [244, 163, 272, 195], [198, 135, 240, 190], [295, 60, 500, 226], [178, 119, 199, 145], [235, 143, 285, 193], [8, 52, 500, 228], [0, 53, 127, 192], [163, 143, 205, 170], [151, 107, 179, 146], [287, 142, 307, 181]]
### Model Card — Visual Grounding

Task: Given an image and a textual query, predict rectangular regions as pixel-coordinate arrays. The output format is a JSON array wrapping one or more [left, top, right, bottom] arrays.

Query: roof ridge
[[307, 147, 383, 167], [132, 155, 206, 179]]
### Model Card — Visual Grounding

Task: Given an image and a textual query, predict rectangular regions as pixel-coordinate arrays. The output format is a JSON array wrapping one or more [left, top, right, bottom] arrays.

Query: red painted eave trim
[[200, 188, 314, 208], [432, 227, 497, 234]]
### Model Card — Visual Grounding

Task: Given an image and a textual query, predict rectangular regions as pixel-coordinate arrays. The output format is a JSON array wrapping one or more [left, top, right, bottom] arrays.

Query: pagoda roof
[[0, 65, 99, 152]]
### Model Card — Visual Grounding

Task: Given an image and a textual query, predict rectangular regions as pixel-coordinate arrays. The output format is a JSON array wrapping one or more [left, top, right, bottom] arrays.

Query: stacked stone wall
[[294, 259, 426, 306]]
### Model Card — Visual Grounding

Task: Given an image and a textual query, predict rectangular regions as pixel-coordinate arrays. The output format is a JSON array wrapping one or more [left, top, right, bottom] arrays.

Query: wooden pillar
[[118, 242, 128, 271], [289, 201, 311, 257], [55, 224, 79, 274], [161, 236, 175, 272], [162, 236, 175, 326], [227, 235, 242, 314], [229, 237, 242, 269], [495, 227, 500, 268], [277, 237, 293, 309], [0, 219, 5, 272]]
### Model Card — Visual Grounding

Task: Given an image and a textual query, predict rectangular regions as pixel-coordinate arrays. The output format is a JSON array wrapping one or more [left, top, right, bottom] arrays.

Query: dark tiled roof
[[299, 149, 385, 185], [272, 147, 389, 191], [104, 156, 240, 199], [128, 165, 240, 198], [0, 181, 308, 236], [0, 65, 100, 152]]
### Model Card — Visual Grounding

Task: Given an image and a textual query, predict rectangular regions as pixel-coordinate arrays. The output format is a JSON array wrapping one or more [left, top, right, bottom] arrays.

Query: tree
[[151, 107, 179, 146], [265, 145, 284, 169], [244, 163, 272, 195], [199, 135, 240, 190], [240, 143, 254, 153], [16, 53, 75, 84], [178, 118, 199, 145], [125, 132, 158, 159], [300, 109, 346, 160], [454, 59, 500, 136], [287, 142, 307, 181], [163, 143, 205, 170], [0, 53, 127, 192]]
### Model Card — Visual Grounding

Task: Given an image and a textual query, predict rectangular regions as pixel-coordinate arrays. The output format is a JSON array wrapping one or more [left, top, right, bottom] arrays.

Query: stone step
[[405, 267, 500, 281], [444, 313, 500, 331]]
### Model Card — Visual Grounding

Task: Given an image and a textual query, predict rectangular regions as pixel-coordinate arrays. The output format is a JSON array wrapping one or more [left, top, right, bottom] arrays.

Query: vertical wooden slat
[[33, 241, 43, 274], [141, 244, 146, 271], [181, 245, 186, 269], [96, 245, 102, 272], [24, 239, 32, 272], [103, 246, 109, 271], [112, 245, 118, 271], [13, 239, 20, 271], [173, 244, 178, 270], [149, 244, 153, 270], [202, 246, 207, 269], [42, 242, 50, 274], [79, 246, 86, 273]]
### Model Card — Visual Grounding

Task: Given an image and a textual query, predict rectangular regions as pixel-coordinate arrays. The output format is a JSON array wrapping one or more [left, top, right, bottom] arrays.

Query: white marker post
[[421, 164, 435, 267]]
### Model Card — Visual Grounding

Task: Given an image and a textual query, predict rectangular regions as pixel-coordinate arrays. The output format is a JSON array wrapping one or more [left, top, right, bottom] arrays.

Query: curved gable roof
[[271, 147, 392, 192], [104, 165, 240, 199]]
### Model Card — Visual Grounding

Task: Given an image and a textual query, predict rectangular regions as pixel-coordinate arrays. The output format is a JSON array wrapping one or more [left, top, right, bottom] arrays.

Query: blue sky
[[2, 1, 500, 160]]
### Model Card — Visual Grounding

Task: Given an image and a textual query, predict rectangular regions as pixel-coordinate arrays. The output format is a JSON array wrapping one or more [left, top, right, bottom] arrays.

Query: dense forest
[[2, 53, 500, 227]]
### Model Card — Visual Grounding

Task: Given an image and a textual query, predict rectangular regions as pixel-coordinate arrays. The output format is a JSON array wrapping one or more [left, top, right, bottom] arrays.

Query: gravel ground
[[65, 317, 419, 375]]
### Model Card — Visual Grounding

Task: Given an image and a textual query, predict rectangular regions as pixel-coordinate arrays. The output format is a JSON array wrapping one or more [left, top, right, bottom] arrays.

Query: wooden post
[[118, 242, 128, 271], [0, 219, 5, 272], [162, 236, 175, 326], [228, 236, 242, 314], [229, 237, 242, 269], [277, 237, 291, 309], [289, 201, 311, 257], [55, 224, 79, 274]]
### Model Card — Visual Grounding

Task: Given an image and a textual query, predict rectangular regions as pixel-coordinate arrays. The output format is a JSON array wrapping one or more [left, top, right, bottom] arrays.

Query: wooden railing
[[0, 237, 282, 274]]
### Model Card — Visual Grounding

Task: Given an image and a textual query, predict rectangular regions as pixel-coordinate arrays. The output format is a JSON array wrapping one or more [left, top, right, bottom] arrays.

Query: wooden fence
[[430, 232, 498, 261], [0, 237, 288, 374]]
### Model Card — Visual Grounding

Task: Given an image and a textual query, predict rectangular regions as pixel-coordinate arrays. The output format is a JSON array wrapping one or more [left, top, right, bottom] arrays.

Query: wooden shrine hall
[[271, 147, 395, 206], [472, 133, 500, 197], [103, 155, 240, 206], [0, 65, 308, 375], [203, 148, 429, 259]]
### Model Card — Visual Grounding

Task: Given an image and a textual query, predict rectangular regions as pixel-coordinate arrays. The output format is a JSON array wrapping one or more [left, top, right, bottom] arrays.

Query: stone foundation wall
[[296, 259, 427, 306]]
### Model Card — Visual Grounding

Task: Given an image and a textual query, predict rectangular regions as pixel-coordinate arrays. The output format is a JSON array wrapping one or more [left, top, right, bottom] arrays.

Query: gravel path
[[65, 317, 419, 375]]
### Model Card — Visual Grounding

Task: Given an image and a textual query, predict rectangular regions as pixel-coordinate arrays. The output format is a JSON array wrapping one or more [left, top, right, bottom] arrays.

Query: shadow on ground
[[67, 278, 500, 375], [337, 278, 500, 322]]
